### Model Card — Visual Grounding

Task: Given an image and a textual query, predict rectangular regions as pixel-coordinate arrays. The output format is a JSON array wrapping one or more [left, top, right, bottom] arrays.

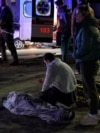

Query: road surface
[[0, 47, 61, 59]]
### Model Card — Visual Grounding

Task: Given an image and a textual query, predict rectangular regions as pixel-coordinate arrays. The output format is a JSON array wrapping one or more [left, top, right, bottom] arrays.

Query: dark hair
[[79, 0, 88, 5], [55, 0, 64, 6], [43, 53, 55, 62], [77, 5, 89, 16]]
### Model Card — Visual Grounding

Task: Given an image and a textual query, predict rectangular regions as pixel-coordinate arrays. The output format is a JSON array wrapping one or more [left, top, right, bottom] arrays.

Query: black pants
[[0, 32, 18, 62], [79, 61, 100, 114], [61, 34, 71, 62], [40, 86, 76, 107], [56, 32, 61, 46]]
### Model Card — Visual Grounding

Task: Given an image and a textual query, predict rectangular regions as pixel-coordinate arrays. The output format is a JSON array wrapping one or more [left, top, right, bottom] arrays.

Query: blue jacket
[[73, 14, 100, 62]]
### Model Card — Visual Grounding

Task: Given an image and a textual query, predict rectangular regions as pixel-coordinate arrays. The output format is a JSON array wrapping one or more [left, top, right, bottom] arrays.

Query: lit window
[[23, 1, 32, 17]]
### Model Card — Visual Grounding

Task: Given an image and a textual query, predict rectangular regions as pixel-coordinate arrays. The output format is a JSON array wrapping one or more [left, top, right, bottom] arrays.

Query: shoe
[[80, 114, 98, 126], [10, 61, 19, 66]]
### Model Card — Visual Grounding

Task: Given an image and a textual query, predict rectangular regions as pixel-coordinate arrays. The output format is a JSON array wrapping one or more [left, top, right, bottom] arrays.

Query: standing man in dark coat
[[0, 0, 19, 65], [55, 0, 71, 63]]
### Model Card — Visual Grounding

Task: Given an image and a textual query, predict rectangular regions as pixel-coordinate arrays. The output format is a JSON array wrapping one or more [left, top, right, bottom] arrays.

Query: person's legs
[[0, 34, 7, 61], [40, 86, 76, 107], [40, 87, 59, 105], [61, 34, 70, 62], [79, 61, 99, 125], [56, 90, 76, 107], [80, 61, 99, 114], [4, 33, 19, 64]]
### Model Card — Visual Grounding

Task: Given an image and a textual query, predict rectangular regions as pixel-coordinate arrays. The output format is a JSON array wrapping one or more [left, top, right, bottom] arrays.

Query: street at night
[[5, 46, 61, 59], [0, 55, 100, 133], [0, 0, 100, 132]]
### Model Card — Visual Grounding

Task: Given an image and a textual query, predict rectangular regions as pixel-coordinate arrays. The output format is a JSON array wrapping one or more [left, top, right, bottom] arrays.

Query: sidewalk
[[0, 57, 100, 133]]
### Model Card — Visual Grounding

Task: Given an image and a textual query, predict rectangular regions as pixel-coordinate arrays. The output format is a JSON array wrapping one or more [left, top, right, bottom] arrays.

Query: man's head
[[43, 53, 55, 66]]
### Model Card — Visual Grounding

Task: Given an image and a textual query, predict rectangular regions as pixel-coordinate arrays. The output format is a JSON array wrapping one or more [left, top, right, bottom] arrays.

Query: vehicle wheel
[[14, 38, 25, 49]]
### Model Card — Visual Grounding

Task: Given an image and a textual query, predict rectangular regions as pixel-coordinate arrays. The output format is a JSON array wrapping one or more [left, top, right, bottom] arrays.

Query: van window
[[23, 1, 32, 17]]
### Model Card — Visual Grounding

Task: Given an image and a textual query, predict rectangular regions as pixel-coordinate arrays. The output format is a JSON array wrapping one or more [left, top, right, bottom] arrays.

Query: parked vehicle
[[13, 23, 25, 49], [13, 0, 57, 49]]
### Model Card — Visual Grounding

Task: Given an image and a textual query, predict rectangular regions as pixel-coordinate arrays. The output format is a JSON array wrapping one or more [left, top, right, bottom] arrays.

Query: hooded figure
[[0, 0, 19, 65]]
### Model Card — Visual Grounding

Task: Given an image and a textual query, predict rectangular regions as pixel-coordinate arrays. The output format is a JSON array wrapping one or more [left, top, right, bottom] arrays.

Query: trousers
[[61, 34, 71, 62], [79, 61, 100, 114], [0, 32, 18, 62], [40, 86, 76, 107]]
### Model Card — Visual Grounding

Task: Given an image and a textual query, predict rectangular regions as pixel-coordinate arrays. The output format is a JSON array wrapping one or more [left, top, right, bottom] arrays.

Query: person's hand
[[38, 78, 44, 84]]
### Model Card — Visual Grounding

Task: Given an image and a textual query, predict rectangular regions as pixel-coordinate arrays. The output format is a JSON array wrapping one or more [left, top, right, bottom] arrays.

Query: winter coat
[[42, 58, 76, 94], [73, 14, 100, 62], [0, 6, 14, 33], [58, 5, 71, 35]]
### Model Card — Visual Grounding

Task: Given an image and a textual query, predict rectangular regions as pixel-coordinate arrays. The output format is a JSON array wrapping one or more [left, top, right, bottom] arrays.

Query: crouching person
[[39, 53, 77, 111]]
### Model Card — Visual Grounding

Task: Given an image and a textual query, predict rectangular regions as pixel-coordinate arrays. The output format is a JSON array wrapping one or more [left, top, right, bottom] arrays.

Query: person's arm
[[41, 66, 55, 92], [73, 28, 93, 58]]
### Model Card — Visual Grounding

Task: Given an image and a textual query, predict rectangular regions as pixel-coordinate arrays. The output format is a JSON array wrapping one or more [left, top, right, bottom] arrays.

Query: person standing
[[73, 5, 100, 126], [55, 0, 71, 62], [0, 0, 19, 65]]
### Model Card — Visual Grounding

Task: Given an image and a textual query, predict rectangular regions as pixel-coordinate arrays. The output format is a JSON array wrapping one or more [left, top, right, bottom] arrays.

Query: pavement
[[5, 47, 61, 59], [0, 56, 100, 133]]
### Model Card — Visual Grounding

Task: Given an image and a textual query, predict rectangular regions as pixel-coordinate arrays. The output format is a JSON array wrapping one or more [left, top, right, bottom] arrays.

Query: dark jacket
[[58, 5, 71, 35], [0, 6, 14, 33], [73, 14, 100, 62]]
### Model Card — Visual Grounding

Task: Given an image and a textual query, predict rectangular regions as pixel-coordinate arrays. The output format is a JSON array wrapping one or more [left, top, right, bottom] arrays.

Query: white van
[[14, 0, 57, 49]]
